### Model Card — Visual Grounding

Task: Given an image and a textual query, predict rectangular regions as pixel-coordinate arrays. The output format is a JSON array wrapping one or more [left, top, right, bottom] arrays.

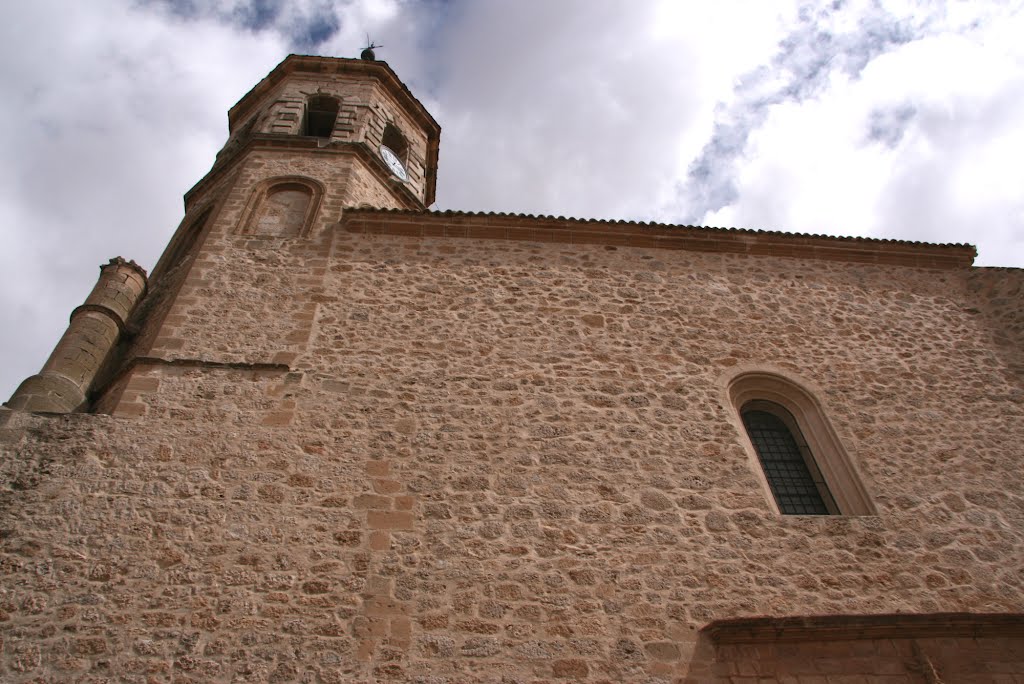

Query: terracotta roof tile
[[345, 206, 976, 252]]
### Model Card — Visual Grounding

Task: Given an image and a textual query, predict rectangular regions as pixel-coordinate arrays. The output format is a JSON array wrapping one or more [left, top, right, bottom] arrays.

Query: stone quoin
[[1, 53, 1023, 682]]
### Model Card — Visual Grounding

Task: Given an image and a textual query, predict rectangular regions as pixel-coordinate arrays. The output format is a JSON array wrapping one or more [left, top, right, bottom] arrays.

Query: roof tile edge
[[340, 208, 977, 269]]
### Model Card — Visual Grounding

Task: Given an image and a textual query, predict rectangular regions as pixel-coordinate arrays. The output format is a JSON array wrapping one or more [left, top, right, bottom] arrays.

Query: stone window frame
[[237, 176, 324, 238], [725, 367, 875, 516]]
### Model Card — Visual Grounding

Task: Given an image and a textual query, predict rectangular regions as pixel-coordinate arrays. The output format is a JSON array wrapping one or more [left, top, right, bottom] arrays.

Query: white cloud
[[702, 6, 1024, 260], [422, 0, 796, 223]]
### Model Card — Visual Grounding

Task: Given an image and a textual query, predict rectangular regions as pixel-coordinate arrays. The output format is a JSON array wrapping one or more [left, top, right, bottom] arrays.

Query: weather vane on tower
[[361, 35, 382, 61]]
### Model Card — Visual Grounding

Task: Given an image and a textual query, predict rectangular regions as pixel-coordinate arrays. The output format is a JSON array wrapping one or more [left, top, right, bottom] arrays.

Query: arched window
[[304, 95, 340, 138], [727, 370, 875, 516], [741, 401, 837, 515], [239, 177, 323, 238]]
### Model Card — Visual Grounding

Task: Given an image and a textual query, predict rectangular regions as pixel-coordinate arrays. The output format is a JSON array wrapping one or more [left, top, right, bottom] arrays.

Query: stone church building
[[2, 54, 1022, 682]]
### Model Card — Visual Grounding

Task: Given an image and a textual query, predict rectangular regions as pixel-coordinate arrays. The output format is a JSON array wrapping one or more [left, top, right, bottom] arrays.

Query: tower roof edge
[[228, 54, 439, 133]]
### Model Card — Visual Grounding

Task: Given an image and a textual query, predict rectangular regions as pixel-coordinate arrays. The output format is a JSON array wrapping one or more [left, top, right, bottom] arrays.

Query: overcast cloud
[[0, 0, 1021, 400]]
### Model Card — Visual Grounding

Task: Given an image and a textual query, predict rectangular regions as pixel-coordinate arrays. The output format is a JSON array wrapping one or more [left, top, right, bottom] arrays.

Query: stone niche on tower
[[203, 54, 440, 213]]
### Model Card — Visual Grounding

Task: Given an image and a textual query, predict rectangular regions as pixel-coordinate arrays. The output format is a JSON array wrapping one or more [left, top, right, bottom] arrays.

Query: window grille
[[742, 408, 836, 515]]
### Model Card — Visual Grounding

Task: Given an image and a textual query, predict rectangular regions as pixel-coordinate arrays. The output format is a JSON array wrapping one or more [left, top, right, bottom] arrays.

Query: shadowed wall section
[[687, 613, 1024, 682]]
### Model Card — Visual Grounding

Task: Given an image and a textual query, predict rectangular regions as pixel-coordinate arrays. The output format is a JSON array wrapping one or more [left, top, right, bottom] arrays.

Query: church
[[1, 52, 1022, 682]]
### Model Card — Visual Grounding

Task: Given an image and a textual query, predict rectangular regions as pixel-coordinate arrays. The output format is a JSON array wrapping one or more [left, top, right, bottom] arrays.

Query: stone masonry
[[1, 54, 1022, 683]]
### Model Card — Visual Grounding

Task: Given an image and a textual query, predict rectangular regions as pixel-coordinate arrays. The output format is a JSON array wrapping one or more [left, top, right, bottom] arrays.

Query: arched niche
[[239, 176, 324, 238]]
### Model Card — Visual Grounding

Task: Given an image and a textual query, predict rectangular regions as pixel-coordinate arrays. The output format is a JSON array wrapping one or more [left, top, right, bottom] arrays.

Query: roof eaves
[[342, 207, 976, 253]]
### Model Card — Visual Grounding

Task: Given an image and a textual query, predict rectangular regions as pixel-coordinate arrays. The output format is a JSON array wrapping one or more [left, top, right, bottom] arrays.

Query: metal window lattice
[[743, 410, 830, 515]]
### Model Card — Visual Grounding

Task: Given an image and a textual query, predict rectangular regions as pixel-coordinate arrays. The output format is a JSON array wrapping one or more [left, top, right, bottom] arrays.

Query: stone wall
[[1, 218, 1022, 682], [105, 150, 399, 408], [968, 266, 1024, 375]]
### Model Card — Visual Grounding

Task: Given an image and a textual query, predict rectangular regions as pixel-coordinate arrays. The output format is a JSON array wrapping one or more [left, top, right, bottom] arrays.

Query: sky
[[0, 0, 1022, 401]]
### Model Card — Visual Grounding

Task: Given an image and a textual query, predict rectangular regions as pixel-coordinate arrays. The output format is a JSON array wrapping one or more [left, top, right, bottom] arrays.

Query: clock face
[[379, 144, 408, 181]]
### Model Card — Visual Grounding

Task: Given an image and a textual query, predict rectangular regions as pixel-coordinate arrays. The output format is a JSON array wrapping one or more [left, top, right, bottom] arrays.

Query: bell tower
[[8, 53, 441, 415]]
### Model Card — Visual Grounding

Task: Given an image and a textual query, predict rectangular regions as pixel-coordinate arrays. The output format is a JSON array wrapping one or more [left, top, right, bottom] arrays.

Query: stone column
[[7, 257, 147, 413]]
